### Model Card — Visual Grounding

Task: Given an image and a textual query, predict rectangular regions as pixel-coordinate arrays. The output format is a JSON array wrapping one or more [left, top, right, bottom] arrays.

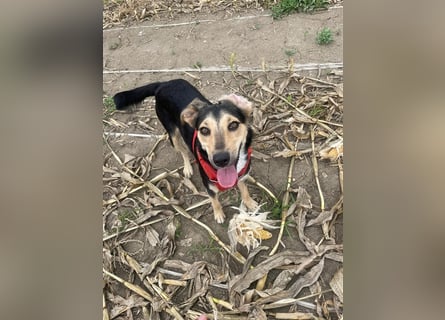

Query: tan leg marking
[[171, 129, 193, 178], [210, 194, 225, 224], [238, 180, 258, 210]]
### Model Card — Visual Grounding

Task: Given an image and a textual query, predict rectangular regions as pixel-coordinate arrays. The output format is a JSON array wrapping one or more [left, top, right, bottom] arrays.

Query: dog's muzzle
[[212, 151, 231, 168]]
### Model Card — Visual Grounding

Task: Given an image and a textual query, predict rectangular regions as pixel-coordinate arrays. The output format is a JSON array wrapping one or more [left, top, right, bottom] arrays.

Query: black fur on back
[[113, 79, 211, 148]]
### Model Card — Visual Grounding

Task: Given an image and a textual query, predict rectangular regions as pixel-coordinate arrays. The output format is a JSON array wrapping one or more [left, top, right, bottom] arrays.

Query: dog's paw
[[214, 209, 226, 224], [243, 197, 258, 211], [183, 162, 193, 178]]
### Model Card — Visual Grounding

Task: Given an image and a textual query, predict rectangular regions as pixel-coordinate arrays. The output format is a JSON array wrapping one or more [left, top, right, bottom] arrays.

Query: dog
[[113, 79, 257, 223]]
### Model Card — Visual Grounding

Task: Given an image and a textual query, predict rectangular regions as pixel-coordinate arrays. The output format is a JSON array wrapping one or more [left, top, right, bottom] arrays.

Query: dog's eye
[[199, 127, 210, 136], [228, 121, 239, 131]]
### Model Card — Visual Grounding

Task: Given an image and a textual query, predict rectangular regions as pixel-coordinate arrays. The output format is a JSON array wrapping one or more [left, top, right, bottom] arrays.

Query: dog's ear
[[219, 93, 253, 118], [181, 98, 207, 128]]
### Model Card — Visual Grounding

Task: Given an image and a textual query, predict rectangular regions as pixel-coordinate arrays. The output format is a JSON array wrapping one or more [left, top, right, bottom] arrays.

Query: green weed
[[266, 193, 296, 219], [286, 94, 294, 104], [103, 96, 115, 118], [268, 200, 284, 220], [116, 209, 137, 232], [193, 61, 203, 69], [190, 239, 223, 255], [316, 27, 333, 45], [265, 196, 295, 238], [307, 104, 326, 118], [272, 0, 329, 19], [284, 48, 297, 57]]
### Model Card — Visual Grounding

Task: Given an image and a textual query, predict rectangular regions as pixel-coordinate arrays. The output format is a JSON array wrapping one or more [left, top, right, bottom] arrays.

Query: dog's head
[[181, 94, 253, 188]]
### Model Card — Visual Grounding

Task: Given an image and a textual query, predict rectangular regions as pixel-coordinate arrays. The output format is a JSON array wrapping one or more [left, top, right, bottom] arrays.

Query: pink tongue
[[216, 165, 238, 188]]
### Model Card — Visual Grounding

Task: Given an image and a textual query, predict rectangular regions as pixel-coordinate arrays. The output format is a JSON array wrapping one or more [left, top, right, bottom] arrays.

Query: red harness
[[192, 130, 252, 191]]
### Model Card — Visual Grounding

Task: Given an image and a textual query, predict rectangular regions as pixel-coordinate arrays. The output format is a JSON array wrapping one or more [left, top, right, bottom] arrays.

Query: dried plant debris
[[329, 267, 343, 303], [103, 1, 344, 29], [103, 0, 264, 29], [319, 139, 343, 161], [103, 71, 343, 319]]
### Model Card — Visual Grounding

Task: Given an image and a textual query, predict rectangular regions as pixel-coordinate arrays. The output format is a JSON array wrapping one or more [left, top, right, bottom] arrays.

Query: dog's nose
[[213, 152, 230, 167]]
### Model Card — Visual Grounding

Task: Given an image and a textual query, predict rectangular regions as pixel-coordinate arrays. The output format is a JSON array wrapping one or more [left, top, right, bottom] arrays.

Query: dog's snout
[[213, 152, 230, 167]]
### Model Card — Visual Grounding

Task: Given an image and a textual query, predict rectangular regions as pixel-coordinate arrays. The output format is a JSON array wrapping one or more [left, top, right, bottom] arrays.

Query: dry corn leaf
[[163, 259, 191, 273], [290, 125, 310, 139], [269, 111, 293, 120], [159, 219, 176, 257], [296, 208, 317, 254], [229, 250, 309, 294], [182, 177, 199, 194], [119, 171, 139, 184], [264, 298, 314, 310], [333, 298, 343, 319], [278, 77, 290, 95], [108, 293, 146, 319], [335, 84, 343, 98], [253, 108, 268, 131], [329, 268, 343, 303], [306, 209, 334, 227], [135, 209, 172, 225], [248, 305, 267, 320], [250, 257, 326, 308], [284, 257, 325, 298], [325, 252, 343, 263], [259, 269, 295, 296], [123, 154, 136, 164], [295, 187, 312, 209], [146, 226, 160, 247]]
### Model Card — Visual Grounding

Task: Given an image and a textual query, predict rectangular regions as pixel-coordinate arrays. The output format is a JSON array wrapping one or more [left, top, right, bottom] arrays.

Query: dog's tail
[[113, 82, 161, 110]]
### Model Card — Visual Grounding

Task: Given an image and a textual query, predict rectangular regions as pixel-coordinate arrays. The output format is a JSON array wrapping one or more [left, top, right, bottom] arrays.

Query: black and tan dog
[[113, 79, 257, 223]]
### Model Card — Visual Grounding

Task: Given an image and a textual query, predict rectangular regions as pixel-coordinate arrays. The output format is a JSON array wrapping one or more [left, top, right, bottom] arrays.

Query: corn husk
[[228, 203, 279, 251]]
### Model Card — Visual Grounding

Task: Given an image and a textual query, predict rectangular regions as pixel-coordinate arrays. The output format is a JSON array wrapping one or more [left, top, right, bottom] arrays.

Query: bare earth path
[[103, 5, 343, 320]]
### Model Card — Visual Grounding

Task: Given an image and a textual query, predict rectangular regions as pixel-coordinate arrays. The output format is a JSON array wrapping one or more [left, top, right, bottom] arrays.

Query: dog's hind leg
[[170, 128, 193, 178]]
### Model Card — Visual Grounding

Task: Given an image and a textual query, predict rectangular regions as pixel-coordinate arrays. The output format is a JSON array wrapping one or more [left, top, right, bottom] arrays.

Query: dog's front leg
[[238, 179, 258, 210], [208, 189, 225, 223]]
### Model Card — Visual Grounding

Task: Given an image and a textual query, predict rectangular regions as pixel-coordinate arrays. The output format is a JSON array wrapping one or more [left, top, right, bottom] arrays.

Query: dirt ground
[[103, 3, 343, 320]]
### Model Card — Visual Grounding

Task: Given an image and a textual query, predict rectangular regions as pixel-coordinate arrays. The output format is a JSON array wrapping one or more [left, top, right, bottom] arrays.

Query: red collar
[[192, 130, 252, 191]]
